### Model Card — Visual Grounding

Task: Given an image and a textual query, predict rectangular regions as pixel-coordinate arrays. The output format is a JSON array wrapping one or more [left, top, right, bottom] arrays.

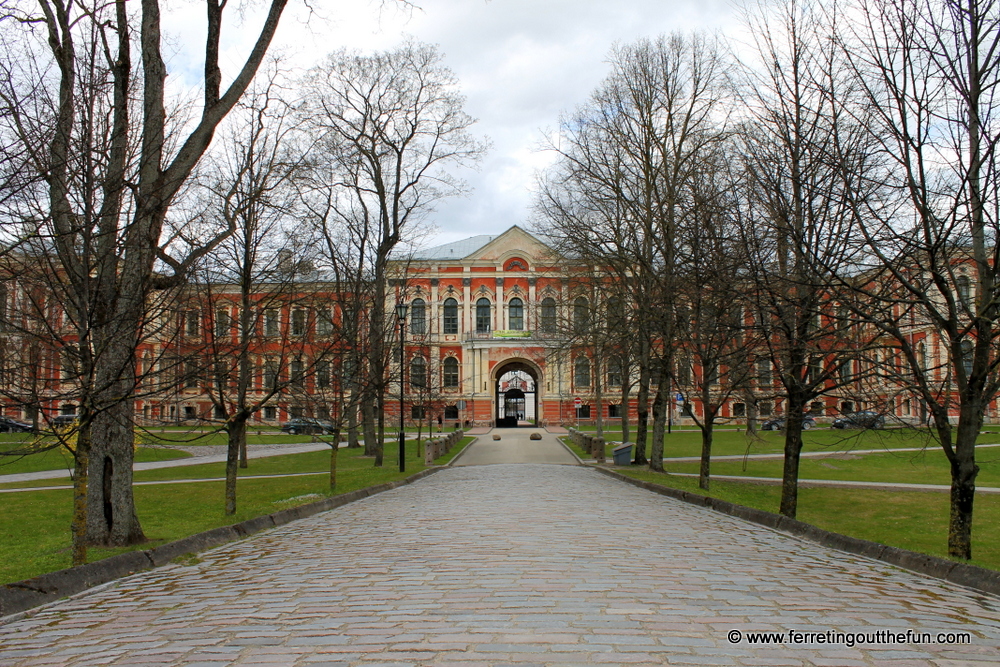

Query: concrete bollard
[[593, 436, 605, 463], [425, 440, 434, 465]]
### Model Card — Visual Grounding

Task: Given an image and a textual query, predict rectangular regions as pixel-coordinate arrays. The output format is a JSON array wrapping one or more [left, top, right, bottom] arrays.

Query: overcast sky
[[168, 0, 747, 248]]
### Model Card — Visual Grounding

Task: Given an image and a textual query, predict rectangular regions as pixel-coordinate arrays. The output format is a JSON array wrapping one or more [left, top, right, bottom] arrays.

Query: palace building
[[392, 225, 620, 427]]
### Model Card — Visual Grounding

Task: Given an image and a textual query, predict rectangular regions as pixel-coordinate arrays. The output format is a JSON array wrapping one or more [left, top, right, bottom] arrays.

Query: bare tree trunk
[[778, 394, 807, 518], [225, 417, 247, 515], [348, 400, 360, 448], [86, 395, 144, 546], [329, 428, 341, 491], [634, 343, 651, 464], [362, 394, 378, 457], [648, 387, 667, 472], [620, 382, 631, 443]]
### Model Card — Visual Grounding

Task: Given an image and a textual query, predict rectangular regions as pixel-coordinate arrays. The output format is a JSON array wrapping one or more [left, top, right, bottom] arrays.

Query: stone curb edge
[[592, 466, 1000, 599], [0, 466, 444, 621]]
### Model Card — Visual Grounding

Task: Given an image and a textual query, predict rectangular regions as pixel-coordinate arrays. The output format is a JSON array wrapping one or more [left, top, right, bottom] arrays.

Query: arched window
[[411, 298, 426, 334], [443, 356, 459, 388], [957, 275, 972, 308], [540, 297, 557, 333], [476, 298, 491, 333], [410, 356, 427, 389], [443, 298, 458, 334], [574, 355, 591, 387], [573, 297, 589, 333], [509, 297, 524, 330]]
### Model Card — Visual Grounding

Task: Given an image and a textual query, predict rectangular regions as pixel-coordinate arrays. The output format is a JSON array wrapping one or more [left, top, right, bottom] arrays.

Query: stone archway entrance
[[494, 359, 540, 427]]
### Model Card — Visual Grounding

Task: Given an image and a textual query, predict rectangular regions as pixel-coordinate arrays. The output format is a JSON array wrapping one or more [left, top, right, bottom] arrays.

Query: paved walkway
[[3, 463, 1000, 665], [454, 428, 577, 466]]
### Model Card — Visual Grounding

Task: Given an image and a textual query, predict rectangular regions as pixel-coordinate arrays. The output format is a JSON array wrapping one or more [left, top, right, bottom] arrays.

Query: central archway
[[493, 358, 541, 427]]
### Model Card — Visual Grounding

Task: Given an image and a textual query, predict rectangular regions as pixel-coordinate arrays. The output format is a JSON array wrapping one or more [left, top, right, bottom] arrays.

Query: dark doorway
[[494, 362, 538, 427]]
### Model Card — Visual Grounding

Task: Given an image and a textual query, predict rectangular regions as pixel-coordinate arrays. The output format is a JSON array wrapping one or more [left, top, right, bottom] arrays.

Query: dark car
[[761, 416, 816, 431], [832, 411, 885, 429], [0, 417, 34, 433], [51, 415, 78, 429], [280, 418, 327, 436]]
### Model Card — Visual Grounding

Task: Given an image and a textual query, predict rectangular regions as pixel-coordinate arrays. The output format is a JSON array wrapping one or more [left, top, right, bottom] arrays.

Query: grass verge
[[611, 467, 1000, 573], [0, 437, 472, 585]]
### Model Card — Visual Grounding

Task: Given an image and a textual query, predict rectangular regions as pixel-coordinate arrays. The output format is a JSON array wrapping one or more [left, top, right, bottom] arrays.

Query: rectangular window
[[186, 310, 200, 336], [185, 362, 199, 389], [733, 402, 746, 417], [316, 361, 331, 389], [263, 406, 277, 420], [264, 359, 278, 388], [608, 404, 621, 418], [290, 360, 304, 388], [317, 309, 332, 336], [215, 308, 230, 338], [183, 406, 197, 419], [810, 401, 824, 415], [759, 402, 773, 417], [757, 358, 772, 385], [214, 405, 225, 420], [577, 405, 591, 419], [265, 310, 279, 337], [291, 310, 306, 336], [411, 405, 426, 420]]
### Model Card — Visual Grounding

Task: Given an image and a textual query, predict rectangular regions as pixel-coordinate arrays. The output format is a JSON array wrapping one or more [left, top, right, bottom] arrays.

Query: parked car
[[51, 415, 78, 429], [280, 418, 328, 436], [0, 417, 34, 433], [832, 411, 885, 429], [760, 416, 816, 431]]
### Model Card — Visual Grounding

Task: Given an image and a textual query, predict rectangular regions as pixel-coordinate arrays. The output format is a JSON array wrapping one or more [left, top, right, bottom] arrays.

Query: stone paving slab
[[2, 464, 1000, 666]]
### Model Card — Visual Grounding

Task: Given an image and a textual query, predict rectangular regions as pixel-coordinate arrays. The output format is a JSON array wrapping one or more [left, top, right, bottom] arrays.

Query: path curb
[[0, 467, 443, 621], [592, 466, 1000, 598]]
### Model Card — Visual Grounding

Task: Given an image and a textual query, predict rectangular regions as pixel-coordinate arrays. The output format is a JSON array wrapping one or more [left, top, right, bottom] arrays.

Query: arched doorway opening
[[494, 359, 540, 427]]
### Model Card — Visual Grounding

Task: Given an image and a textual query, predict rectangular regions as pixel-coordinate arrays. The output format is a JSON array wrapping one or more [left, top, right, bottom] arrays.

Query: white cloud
[[160, 0, 747, 245]]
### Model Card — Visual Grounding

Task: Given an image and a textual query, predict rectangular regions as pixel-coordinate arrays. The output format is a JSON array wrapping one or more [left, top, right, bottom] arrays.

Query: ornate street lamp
[[396, 302, 409, 472]]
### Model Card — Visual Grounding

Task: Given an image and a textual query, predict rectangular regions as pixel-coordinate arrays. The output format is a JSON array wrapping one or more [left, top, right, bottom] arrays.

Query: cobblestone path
[[2, 464, 999, 666]]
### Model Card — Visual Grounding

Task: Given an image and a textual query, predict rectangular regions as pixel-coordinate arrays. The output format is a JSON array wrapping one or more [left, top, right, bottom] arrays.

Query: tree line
[[534, 0, 1000, 562], [0, 1, 483, 567]]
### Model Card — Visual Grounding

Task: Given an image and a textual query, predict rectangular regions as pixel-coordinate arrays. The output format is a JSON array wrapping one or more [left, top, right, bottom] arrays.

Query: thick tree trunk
[[362, 395, 378, 456], [778, 399, 806, 519], [634, 355, 650, 464], [947, 404, 982, 559], [225, 417, 247, 515], [648, 388, 667, 472], [86, 398, 144, 546], [698, 424, 713, 491]]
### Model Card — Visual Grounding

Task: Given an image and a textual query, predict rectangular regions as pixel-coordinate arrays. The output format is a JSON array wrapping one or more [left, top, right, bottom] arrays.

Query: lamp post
[[396, 302, 408, 472]]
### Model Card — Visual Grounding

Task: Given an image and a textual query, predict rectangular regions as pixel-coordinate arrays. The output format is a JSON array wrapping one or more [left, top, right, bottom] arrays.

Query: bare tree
[[829, 0, 1000, 560], [299, 41, 486, 466], [0, 0, 291, 558], [537, 33, 731, 470]]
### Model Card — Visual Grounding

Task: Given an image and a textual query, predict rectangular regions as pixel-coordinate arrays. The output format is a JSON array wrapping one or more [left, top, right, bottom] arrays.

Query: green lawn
[[615, 468, 1000, 572], [0, 439, 191, 476], [568, 426, 999, 459], [0, 437, 473, 585], [662, 447, 1000, 487]]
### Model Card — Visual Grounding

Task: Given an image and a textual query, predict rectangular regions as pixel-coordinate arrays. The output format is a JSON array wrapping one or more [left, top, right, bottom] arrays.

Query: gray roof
[[410, 234, 497, 260]]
